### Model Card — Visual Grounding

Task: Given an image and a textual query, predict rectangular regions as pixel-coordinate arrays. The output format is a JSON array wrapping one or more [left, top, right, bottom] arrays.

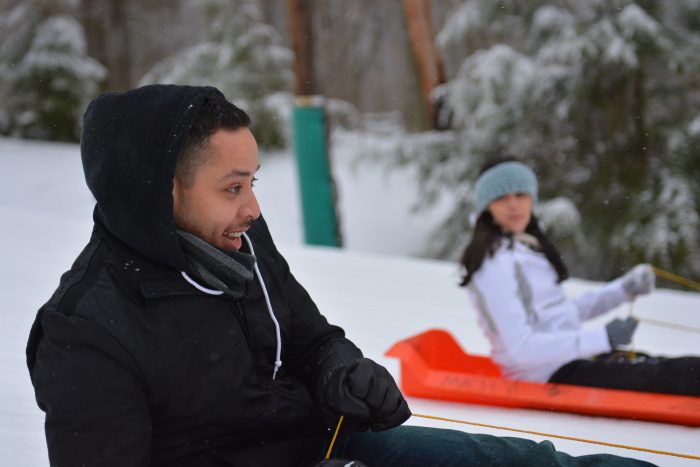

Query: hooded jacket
[[26, 85, 363, 467]]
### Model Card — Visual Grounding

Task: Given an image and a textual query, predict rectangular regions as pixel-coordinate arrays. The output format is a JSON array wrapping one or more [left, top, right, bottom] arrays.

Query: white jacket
[[468, 237, 629, 382]]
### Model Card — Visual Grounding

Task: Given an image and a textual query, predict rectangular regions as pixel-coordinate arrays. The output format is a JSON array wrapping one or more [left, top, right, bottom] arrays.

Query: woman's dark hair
[[459, 157, 569, 286]]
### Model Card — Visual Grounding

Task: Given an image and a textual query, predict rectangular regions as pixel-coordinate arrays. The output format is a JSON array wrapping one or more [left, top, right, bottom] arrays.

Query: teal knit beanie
[[474, 161, 538, 213]]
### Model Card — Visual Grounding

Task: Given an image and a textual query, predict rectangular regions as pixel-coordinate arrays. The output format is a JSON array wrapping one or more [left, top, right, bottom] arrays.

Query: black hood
[[81, 84, 224, 271]]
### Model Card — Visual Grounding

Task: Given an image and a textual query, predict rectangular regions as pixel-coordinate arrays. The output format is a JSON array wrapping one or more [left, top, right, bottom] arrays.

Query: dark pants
[[549, 352, 700, 396], [334, 425, 654, 466]]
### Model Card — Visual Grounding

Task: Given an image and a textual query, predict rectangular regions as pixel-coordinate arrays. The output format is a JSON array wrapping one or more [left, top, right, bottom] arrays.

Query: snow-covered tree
[[139, 0, 294, 148], [0, 1, 106, 142], [375, 0, 700, 280]]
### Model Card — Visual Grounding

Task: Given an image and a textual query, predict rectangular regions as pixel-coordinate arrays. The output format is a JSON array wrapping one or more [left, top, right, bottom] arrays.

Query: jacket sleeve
[[570, 278, 629, 321], [29, 310, 151, 467], [470, 249, 610, 373]]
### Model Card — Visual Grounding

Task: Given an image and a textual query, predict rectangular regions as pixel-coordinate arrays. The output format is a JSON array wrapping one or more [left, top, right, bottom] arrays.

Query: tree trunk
[[109, 0, 132, 89], [287, 0, 315, 95], [79, 0, 108, 90], [401, 0, 446, 129]]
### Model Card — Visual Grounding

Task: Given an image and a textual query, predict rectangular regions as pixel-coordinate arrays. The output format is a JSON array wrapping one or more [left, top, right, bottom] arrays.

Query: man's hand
[[320, 358, 411, 432], [621, 264, 655, 298]]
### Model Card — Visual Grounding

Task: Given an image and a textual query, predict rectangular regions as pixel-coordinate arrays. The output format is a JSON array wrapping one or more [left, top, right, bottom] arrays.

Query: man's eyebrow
[[219, 164, 261, 182]]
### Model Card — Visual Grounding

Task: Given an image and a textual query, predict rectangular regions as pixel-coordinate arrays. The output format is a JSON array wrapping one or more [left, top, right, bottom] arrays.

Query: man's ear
[[172, 177, 183, 215], [172, 176, 181, 198]]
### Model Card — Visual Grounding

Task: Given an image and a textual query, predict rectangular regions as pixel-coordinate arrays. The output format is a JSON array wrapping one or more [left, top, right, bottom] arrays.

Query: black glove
[[319, 358, 411, 432], [606, 317, 639, 348]]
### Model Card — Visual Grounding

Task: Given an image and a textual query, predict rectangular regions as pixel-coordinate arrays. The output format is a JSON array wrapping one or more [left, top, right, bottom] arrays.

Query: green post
[[291, 96, 341, 247]]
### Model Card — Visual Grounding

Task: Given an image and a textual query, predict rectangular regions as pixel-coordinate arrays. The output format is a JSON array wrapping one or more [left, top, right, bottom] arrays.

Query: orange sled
[[386, 329, 700, 426]]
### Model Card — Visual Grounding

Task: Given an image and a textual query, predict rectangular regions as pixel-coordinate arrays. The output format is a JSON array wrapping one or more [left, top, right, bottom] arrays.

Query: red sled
[[385, 329, 700, 426]]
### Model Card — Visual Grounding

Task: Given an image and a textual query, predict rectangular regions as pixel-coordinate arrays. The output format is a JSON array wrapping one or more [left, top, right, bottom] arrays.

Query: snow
[[0, 13, 106, 142], [532, 6, 575, 37], [537, 197, 581, 236], [436, 0, 481, 50], [1, 136, 699, 466], [689, 116, 700, 137], [426, 1, 700, 280], [447, 44, 535, 131], [603, 34, 638, 68], [618, 4, 660, 40], [139, 0, 292, 103], [15, 15, 105, 82]]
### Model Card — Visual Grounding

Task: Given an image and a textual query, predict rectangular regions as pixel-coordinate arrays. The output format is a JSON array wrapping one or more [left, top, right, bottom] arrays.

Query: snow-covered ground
[[1, 136, 698, 466]]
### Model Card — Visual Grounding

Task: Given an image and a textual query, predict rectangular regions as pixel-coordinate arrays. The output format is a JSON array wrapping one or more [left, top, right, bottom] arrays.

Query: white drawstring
[[181, 271, 224, 295], [179, 233, 283, 380], [242, 232, 283, 380]]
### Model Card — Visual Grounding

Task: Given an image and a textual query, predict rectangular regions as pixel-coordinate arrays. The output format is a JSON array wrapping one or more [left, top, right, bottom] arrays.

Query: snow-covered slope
[[1, 137, 698, 466]]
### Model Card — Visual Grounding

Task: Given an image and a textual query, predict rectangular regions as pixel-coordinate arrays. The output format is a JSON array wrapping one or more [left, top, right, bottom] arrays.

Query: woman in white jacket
[[460, 157, 699, 396]]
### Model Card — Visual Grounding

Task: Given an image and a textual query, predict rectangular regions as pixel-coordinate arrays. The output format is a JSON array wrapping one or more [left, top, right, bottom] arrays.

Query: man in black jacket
[[27, 84, 654, 467]]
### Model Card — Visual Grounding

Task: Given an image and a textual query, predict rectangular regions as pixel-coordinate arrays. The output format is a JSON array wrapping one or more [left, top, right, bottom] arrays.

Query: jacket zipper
[[232, 299, 255, 353]]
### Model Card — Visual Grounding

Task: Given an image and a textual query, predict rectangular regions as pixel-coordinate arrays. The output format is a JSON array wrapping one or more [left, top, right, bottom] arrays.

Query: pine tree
[[139, 0, 294, 148], [0, 1, 106, 142], [376, 0, 700, 280]]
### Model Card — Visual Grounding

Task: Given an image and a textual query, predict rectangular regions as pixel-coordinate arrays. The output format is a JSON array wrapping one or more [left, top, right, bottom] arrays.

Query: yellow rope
[[320, 266, 700, 461], [652, 266, 700, 291], [407, 267, 700, 460], [411, 413, 700, 461], [637, 316, 700, 334], [325, 415, 344, 459], [629, 266, 700, 334], [626, 266, 700, 335]]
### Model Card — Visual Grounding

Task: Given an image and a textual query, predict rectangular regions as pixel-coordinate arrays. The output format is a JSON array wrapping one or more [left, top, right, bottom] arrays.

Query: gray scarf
[[177, 230, 256, 298]]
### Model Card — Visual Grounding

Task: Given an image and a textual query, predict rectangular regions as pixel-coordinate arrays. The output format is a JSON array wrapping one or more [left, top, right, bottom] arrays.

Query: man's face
[[173, 128, 261, 251]]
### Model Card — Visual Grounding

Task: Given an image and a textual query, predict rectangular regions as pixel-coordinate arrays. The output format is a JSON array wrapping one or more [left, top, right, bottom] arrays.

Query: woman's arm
[[571, 278, 628, 321], [471, 250, 610, 373]]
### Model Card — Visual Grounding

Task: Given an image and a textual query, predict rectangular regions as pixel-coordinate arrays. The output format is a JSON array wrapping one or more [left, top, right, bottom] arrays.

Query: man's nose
[[242, 191, 261, 220]]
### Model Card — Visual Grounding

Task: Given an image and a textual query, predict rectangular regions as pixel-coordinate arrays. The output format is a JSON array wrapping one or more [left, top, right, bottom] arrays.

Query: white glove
[[621, 264, 655, 298]]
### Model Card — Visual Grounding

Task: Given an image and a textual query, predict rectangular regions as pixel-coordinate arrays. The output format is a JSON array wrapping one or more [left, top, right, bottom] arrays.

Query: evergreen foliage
[[0, 1, 106, 142], [139, 0, 294, 148], [377, 0, 700, 280]]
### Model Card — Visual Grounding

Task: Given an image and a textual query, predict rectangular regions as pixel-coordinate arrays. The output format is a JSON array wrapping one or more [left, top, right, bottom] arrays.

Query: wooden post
[[402, 0, 446, 129], [286, 0, 342, 247]]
